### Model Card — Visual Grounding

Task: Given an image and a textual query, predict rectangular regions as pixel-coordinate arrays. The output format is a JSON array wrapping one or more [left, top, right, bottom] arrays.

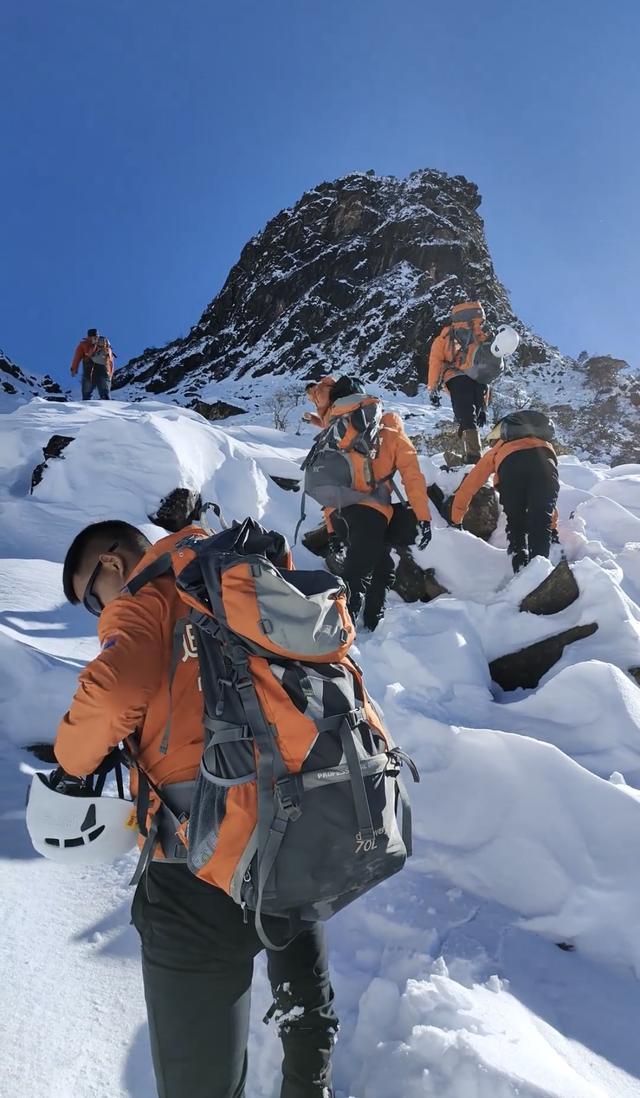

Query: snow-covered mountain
[[113, 169, 639, 463], [2, 397, 640, 1097], [0, 347, 66, 411]]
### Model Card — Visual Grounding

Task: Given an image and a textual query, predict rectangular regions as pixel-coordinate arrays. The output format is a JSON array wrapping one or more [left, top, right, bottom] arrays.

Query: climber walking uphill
[[300, 375, 431, 630], [70, 327, 115, 400], [44, 520, 340, 1098], [427, 302, 520, 464], [29, 515, 418, 1098], [449, 411, 560, 572]]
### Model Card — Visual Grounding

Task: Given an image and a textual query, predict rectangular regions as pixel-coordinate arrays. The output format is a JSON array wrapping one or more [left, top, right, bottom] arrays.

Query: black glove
[[429, 391, 441, 407], [47, 767, 93, 796], [328, 533, 345, 556], [415, 520, 432, 550], [477, 408, 487, 427], [550, 529, 560, 545]]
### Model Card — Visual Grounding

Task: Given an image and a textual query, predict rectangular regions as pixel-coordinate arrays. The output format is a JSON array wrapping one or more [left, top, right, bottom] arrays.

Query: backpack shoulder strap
[[124, 552, 174, 596]]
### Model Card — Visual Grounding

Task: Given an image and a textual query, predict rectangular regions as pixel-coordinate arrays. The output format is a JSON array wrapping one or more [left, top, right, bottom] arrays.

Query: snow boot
[[462, 428, 482, 464]]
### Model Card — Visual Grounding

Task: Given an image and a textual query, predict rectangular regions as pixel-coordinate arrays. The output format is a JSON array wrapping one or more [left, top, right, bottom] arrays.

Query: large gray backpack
[[126, 519, 418, 949], [296, 393, 396, 540]]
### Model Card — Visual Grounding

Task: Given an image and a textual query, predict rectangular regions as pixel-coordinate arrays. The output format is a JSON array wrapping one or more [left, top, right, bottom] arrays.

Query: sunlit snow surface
[[1, 397, 640, 1098]]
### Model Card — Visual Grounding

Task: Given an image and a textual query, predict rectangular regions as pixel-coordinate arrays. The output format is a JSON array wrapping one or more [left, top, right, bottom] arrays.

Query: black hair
[[329, 374, 363, 403], [87, 328, 98, 337], [63, 520, 151, 604]]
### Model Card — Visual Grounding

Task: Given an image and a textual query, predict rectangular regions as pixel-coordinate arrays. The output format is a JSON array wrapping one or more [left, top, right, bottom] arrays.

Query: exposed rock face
[[519, 561, 580, 615], [489, 623, 598, 691], [1, 348, 66, 409], [110, 169, 638, 461], [149, 489, 202, 532], [189, 399, 246, 421], [116, 169, 511, 399], [30, 435, 75, 492], [428, 482, 499, 541]]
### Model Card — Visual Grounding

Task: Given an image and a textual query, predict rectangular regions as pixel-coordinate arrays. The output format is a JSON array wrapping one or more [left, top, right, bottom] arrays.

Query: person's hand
[[550, 529, 560, 545], [429, 391, 441, 407], [415, 520, 432, 550], [70, 366, 78, 377], [48, 767, 91, 795], [477, 408, 487, 427]]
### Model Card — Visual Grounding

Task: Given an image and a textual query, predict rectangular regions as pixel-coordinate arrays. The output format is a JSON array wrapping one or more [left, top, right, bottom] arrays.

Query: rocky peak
[[104, 168, 640, 461], [0, 347, 66, 410], [115, 168, 515, 397]]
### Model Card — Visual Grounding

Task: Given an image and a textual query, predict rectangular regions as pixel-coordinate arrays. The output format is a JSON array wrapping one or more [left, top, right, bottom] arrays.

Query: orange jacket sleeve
[[55, 588, 167, 777], [388, 417, 431, 521], [451, 448, 497, 525], [428, 330, 452, 391], [70, 341, 86, 376]]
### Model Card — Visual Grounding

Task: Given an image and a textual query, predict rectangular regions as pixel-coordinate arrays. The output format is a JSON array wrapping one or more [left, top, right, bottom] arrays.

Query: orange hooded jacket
[[450, 438, 558, 525], [427, 322, 489, 391], [325, 410, 431, 530], [55, 528, 204, 791], [70, 337, 114, 377]]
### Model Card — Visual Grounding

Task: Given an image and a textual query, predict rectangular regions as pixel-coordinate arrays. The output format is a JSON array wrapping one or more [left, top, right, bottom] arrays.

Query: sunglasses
[[82, 542, 119, 617]]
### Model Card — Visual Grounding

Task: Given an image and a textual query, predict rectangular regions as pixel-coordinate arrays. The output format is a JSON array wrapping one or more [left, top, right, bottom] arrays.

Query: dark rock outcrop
[[149, 489, 202, 532], [489, 623, 598, 691], [519, 561, 580, 616], [1, 347, 66, 405], [270, 475, 301, 493], [189, 399, 246, 421], [30, 435, 75, 492], [393, 550, 449, 603], [429, 482, 499, 542]]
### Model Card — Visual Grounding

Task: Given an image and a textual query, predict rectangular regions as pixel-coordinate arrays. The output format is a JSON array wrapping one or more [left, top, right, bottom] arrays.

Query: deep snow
[[1, 397, 640, 1098]]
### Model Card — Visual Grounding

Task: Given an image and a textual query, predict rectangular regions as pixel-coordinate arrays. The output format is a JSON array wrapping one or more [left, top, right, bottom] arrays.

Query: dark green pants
[[131, 864, 337, 1098]]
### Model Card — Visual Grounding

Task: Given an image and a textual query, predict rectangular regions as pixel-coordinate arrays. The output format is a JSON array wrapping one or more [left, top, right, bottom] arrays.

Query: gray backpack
[[296, 393, 396, 539], [126, 519, 418, 949], [460, 343, 504, 384]]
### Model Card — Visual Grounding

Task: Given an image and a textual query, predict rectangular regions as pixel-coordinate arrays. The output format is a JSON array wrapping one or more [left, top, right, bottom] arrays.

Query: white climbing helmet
[[491, 325, 520, 358], [26, 772, 137, 866]]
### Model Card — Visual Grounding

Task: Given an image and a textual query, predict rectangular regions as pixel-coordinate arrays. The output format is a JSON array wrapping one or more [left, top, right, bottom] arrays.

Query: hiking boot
[[462, 429, 482, 463]]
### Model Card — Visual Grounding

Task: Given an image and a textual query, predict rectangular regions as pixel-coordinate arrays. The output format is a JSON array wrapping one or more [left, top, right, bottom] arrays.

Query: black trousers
[[498, 448, 560, 571], [131, 864, 337, 1098], [81, 362, 111, 400], [446, 375, 487, 430], [332, 504, 394, 628]]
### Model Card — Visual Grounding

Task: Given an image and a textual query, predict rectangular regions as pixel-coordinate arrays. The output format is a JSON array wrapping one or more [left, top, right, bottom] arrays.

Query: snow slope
[[2, 398, 640, 1098]]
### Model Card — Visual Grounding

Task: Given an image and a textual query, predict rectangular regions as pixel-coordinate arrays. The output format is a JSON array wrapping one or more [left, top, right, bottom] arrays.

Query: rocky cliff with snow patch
[[114, 168, 639, 461], [0, 347, 66, 410]]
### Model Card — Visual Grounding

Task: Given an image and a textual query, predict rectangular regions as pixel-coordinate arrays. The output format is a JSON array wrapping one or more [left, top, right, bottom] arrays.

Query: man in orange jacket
[[54, 519, 338, 1098], [70, 328, 115, 401], [450, 420, 559, 572], [320, 376, 432, 630], [427, 303, 490, 463]]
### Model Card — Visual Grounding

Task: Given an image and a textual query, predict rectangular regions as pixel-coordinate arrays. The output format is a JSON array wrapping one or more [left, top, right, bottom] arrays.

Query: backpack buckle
[[276, 776, 302, 821]]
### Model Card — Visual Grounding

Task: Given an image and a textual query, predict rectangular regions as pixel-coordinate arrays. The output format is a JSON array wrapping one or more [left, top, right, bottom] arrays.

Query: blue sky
[[1, 0, 639, 385]]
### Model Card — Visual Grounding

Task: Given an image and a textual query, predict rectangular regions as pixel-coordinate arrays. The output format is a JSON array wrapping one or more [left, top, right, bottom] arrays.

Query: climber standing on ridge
[[448, 410, 560, 572], [300, 375, 432, 630], [70, 327, 115, 401], [427, 301, 492, 463]]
